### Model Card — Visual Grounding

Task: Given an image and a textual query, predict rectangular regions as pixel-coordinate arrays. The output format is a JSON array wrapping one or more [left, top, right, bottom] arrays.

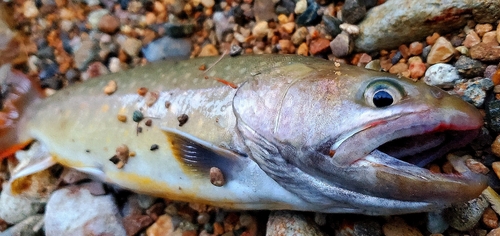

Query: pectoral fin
[[162, 128, 246, 180]]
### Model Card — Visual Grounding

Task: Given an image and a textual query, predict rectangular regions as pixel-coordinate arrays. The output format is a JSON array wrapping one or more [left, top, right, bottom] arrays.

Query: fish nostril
[[430, 86, 444, 99]]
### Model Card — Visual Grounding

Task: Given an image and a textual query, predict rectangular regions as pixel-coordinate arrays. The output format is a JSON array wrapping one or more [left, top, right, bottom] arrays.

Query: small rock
[[322, 15, 342, 38], [201, 0, 215, 8], [253, 0, 276, 22], [297, 42, 308, 56], [497, 23, 500, 44], [389, 62, 408, 74], [147, 214, 175, 235], [444, 196, 489, 231], [488, 227, 500, 236], [296, 0, 320, 26], [486, 100, 500, 132], [483, 31, 499, 46], [98, 14, 120, 34], [455, 55, 485, 78], [88, 9, 110, 30], [164, 23, 195, 38], [409, 41, 423, 55], [61, 168, 89, 184], [266, 211, 324, 236], [427, 37, 456, 64], [0, 186, 44, 224], [421, 45, 432, 60], [103, 80, 117, 95], [45, 187, 126, 235], [455, 46, 469, 55], [309, 38, 331, 55], [340, 23, 360, 36], [382, 217, 423, 236], [142, 36, 191, 62], [123, 214, 154, 236], [485, 65, 499, 79], [454, 78, 494, 107], [423, 63, 460, 88], [122, 37, 143, 57], [252, 21, 269, 39], [199, 44, 219, 57], [470, 43, 500, 61], [427, 211, 449, 234], [493, 162, 500, 179], [408, 56, 426, 79], [483, 207, 499, 229], [426, 32, 440, 45], [294, 0, 307, 14], [213, 12, 235, 41], [342, 0, 367, 24], [74, 40, 98, 70], [330, 33, 352, 57], [463, 30, 481, 48], [291, 26, 308, 45], [365, 59, 381, 71], [475, 23, 493, 37]]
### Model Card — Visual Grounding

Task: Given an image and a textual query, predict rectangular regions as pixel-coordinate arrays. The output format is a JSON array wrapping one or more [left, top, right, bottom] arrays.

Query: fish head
[[233, 61, 486, 214]]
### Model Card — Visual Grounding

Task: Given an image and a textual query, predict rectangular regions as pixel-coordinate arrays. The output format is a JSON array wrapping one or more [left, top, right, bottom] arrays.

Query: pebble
[[74, 40, 98, 70], [291, 26, 308, 45], [423, 63, 460, 88], [103, 80, 117, 95], [266, 211, 324, 236], [297, 42, 308, 56], [122, 37, 143, 57], [408, 56, 426, 79], [295, 0, 320, 26], [87, 9, 110, 30], [365, 59, 382, 71], [142, 36, 192, 62], [98, 14, 120, 34], [146, 214, 175, 235], [294, 0, 307, 14], [497, 23, 500, 43], [281, 22, 296, 34], [342, 0, 367, 24], [492, 135, 500, 158], [483, 31, 499, 46], [493, 162, 500, 179], [213, 12, 235, 41], [421, 45, 432, 60], [470, 42, 500, 61], [427, 37, 456, 64], [488, 228, 500, 236], [444, 196, 489, 231], [60, 168, 89, 184], [389, 62, 408, 74], [483, 207, 499, 229], [408, 41, 423, 55], [486, 100, 500, 132], [123, 214, 154, 236], [330, 33, 352, 57], [309, 38, 331, 55], [323, 15, 342, 38], [475, 23, 493, 37], [427, 211, 449, 233], [455, 55, 485, 78], [45, 187, 126, 235], [382, 217, 423, 236], [252, 21, 269, 39], [23, 1, 39, 18], [463, 31, 481, 48], [426, 32, 440, 45], [253, 0, 277, 22], [0, 214, 44, 236], [493, 69, 500, 85], [201, 0, 215, 8], [164, 23, 196, 38], [485, 65, 499, 80], [0, 185, 44, 224], [455, 46, 469, 56], [198, 44, 219, 57], [454, 77, 494, 107]]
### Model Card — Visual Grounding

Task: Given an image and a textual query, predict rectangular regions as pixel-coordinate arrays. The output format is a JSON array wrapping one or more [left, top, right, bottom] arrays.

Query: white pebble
[[423, 63, 460, 88], [294, 0, 307, 14]]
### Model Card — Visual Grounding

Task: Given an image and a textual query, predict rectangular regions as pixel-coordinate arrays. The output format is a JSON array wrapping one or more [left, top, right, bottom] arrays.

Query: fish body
[[3, 55, 486, 215]]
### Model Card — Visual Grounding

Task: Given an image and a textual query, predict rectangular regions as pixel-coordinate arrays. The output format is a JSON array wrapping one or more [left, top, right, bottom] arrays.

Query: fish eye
[[364, 80, 405, 108]]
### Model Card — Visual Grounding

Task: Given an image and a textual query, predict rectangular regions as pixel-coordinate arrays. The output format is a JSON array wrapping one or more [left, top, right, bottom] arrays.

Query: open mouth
[[376, 129, 480, 168]]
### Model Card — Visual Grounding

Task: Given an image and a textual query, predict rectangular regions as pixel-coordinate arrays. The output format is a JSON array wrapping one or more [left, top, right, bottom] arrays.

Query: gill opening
[[273, 79, 300, 135]]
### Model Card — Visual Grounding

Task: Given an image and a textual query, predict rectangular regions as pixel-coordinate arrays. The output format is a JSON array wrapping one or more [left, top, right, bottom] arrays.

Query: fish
[[0, 54, 487, 215]]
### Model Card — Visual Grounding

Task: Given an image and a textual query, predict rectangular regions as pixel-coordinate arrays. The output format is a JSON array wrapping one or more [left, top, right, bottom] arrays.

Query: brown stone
[[408, 57, 426, 79], [409, 41, 423, 55], [198, 44, 219, 57], [483, 31, 499, 46], [123, 214, 154, 236], [98, 14, 120, 34], [470, 43, 500, 61], [389, 62, 408, 74], [475, 23, 493, 37], [492, 135, 500, 157], [146, 215, 174, 236], [493, 162, 500, 180], [488, 227, 500, 236], [463, 31, 481, 48], [426, 32, 440, 45], [296, 43, 308, 56], [382, 217, 423, 236], [309, 38, 331, 55], [213, 222, 225, 235], [483, 207, 499, 229], [492, 69, 500, 85], [427, 37, 455, 64]]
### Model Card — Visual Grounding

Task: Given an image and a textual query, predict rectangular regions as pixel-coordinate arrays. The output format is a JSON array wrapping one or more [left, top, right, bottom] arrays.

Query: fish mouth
[[317, 107, 487, 204]]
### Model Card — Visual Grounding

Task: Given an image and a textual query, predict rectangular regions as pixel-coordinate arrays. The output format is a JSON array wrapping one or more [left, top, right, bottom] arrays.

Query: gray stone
[[444, 196, 489, 231], [427, 211, 449, 233], [322, 15, 342, 38], [355, 0, 500, 52], [0, 185, 45, 224], [74, 39, 99, 70], [213, 12, 234, 42], [45, 186, 126, 235], [141, 36, 191, 62], [330, 33, 353, 57], [455, 55, 485, 78], [454, 78, 494, 107], [486, 99, 500, 132], [342, 0, 367, 24], [253, 0, 277, 22], [423, 63, 460, 88], [87, 9, 110, 30], [266, 211, 324, 236]]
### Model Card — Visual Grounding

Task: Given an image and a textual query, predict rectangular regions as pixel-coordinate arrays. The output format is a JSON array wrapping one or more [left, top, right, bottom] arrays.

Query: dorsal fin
[[162, 128, 247, 179]]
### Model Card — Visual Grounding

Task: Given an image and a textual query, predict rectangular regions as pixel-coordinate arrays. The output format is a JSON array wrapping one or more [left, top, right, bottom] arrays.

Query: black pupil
[[373, 90, 393, 107]]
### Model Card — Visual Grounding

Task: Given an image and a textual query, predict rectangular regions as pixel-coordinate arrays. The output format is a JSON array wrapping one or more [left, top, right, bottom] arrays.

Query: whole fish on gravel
[[0, 55, 487, 215]]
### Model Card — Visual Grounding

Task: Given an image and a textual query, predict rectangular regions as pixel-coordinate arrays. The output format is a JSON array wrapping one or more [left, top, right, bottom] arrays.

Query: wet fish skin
[[3, 55, 486, 215]]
